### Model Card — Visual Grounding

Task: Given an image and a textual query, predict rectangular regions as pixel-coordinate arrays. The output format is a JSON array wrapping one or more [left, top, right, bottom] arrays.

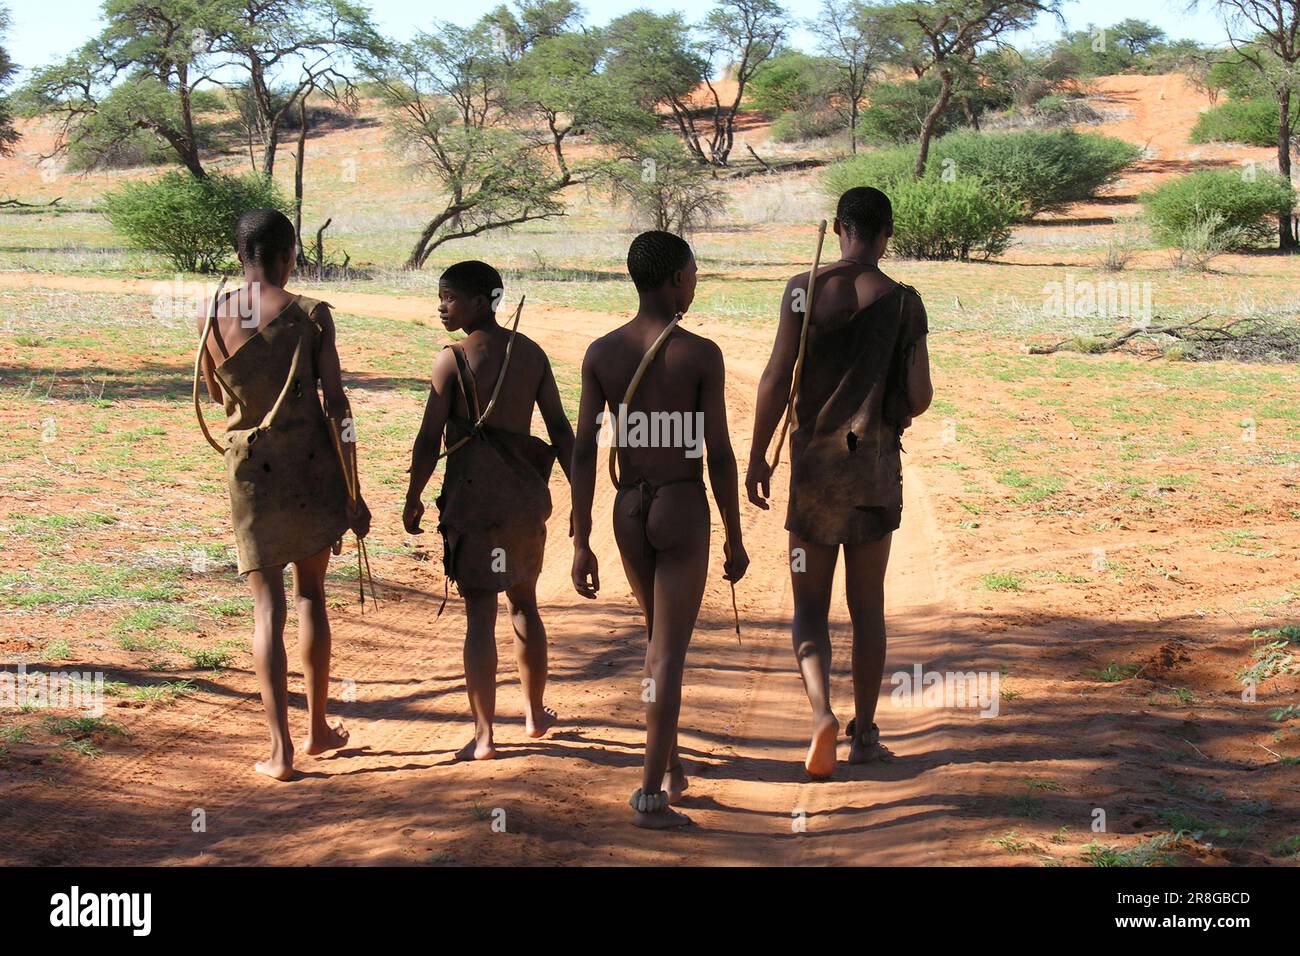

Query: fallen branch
[[0, 196, 62, 209], [1029, 316, 1300, 363], [744, 142, 773, 173]]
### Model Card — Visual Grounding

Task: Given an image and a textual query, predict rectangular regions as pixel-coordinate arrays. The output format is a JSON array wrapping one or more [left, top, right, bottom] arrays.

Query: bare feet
[[525, 705, 558, 739], [302, 720, 349, 756], [663, 763, 689, 804], [254, 754, 294, 781], [455, 736, 496, 761], [848, 721, 893, 764], [633, 806, 693, 829], [805, 712, 839, 779]]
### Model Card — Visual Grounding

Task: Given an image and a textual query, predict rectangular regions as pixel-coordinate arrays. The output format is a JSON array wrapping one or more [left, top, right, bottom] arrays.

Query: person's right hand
[[572, 544, 600, 599], [744, 457, 771, 510], [402, 496, 424, 535], [723, 539, 750, 583]]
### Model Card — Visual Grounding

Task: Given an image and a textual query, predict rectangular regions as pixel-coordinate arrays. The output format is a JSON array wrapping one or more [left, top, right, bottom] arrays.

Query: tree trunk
[[263, 125, 279, 179], [1279, 89, 1296, 249], [294, 94, 308, 267], [914, 69, 953, 179]]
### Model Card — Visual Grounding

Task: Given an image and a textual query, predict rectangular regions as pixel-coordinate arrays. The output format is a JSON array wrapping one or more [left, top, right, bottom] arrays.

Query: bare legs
[[506, 580, 557, 738], [294, 547, 349, 756], [460, 588, 499, 761], [458, 577, 556, 761], [788, 531, 893, 777], [789, 534, 839, 777], [614, 482, 710, 828], [845, 535, 892, 763], [248, 545, 346, 781]]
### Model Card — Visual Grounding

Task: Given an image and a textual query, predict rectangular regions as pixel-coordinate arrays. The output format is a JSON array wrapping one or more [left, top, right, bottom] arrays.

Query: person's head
[[235, 209, 297, 284], [833, 186, 893, 259], [438, 260, 503, 331], [626, 230, 697, 315]]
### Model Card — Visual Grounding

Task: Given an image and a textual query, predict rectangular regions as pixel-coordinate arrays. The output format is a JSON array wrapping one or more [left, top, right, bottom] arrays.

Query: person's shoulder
[[673, 325, 723, 365], [583, 326, 623, 361], [784, 269, 812, 291], [513, 330, 552, 363]]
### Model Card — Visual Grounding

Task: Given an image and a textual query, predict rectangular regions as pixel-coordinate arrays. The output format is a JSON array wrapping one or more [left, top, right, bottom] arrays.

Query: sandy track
[[0, 272, 966, 866]]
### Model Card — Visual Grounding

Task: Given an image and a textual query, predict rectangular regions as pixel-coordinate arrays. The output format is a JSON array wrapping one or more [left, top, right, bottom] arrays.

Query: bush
[[888, 177, 1018, 261], [1189, 96, 1299, 147], [932, 130, 1140, 217], [1142, 169, 1294, 251], [822, 143, 917, 198], [823, 131, 1140, 220], [747, 52, 831, 113], [606, 135, 726, 234], [770, 110, 842, 143], [102, 170, 292, 273]]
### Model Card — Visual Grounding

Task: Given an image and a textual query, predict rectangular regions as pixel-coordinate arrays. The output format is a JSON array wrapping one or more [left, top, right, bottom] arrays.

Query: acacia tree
[[1203, 0, 1300, 248], [0, 5, 19, 156], [367, 25, 569, 269], [602, 11, 711, 163], [216, 0, 383, 177], [23, 0, 232, 178], [508, 30, 653, 184], [484, 0, 582, 62], [811, 0, 902, 153], [885, 0, 1062, 178], [697, 0, 790, 165]]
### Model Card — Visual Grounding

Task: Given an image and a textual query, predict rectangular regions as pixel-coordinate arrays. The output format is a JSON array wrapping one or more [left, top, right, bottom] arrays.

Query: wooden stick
[[769, 220, 827, 473], [723, 537, 740, 642], [193, 278, 229, 454]]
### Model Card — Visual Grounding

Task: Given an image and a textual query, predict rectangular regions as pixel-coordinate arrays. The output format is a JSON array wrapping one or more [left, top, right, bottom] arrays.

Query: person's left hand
[[402, 496, 424, 535]]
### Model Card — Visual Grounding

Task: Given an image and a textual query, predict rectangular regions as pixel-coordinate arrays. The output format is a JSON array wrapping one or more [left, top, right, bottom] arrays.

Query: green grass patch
[[980, 572, 1023, 592]]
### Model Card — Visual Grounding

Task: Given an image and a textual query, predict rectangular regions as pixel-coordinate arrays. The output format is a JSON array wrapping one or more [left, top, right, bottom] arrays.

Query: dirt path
[[0, 272, 982, 866]]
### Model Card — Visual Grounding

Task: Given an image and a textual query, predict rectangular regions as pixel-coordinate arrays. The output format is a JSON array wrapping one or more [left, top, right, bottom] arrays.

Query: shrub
[[1168, 209, 1246, 271], [748, 52, 831, 113], [606, 135, 726, 234], [932, 129, 1140, 217], [770, 109, 842, 143], [1189, 96, 1300, 147], [821, 143, 917, 198], [102, 170, 292, 273], [888, 177, 1017, 261], [1142, 168, 1294, 251]]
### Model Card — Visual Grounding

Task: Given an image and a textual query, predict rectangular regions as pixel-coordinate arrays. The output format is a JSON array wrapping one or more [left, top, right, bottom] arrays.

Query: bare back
[[588, 320, 719, 486], [200, 283, 300, 367], [451, 327, 549, 435]]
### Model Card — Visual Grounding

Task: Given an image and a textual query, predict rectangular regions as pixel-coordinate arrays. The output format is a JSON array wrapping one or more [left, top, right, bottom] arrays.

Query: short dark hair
[[836, 187, 893, 242], [235, 209, 296, 265], [626, 230, 693, 292], [440, 260, 503, 310]]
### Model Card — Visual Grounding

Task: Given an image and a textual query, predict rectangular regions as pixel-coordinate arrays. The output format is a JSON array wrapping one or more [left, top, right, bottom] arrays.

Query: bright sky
[[7, 0, 1228, 79]]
